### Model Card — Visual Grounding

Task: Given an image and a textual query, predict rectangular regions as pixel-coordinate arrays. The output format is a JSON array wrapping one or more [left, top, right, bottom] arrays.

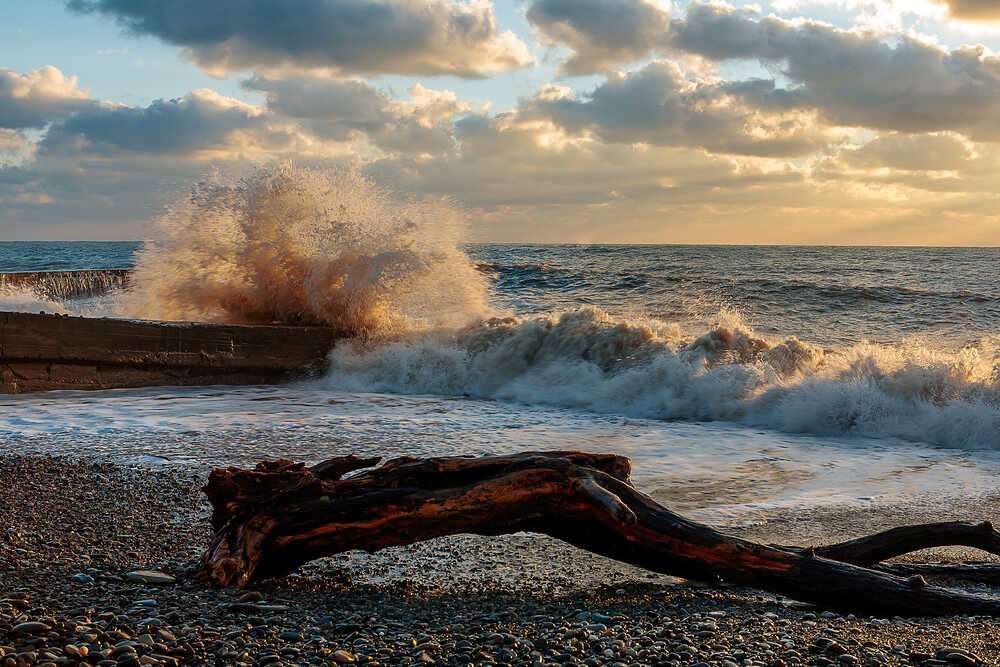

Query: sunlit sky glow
[[2, 0, 1000, 244]]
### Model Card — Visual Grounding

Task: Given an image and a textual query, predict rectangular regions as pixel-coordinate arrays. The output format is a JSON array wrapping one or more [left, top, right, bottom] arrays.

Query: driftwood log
[[198, 451, 1000, 616]]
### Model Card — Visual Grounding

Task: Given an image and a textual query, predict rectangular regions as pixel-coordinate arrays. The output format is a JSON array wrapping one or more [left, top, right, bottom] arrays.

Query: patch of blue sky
[[1, 2, 262, 107]]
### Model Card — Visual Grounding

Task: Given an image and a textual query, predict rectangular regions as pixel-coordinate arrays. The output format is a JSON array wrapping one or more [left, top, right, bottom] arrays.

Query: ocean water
[[1, 168, 998, 524], [3, 239, 999, 523]]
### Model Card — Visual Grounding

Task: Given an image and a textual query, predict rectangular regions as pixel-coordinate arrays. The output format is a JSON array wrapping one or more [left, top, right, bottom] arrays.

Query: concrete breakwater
[[0, 269, 130, 300], [0, 311, 341, 393]]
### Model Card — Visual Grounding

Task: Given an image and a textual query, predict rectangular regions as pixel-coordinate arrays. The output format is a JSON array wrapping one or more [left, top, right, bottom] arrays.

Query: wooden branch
[[805, 521, 1000, 566], [198, 451, 1000, 616]]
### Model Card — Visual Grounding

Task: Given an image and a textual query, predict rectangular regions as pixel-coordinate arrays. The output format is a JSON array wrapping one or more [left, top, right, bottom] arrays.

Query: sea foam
[[319, 307, 1000, 449]]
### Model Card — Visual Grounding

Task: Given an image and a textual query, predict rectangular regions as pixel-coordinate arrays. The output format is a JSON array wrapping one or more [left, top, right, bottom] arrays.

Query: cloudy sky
[[2, 0, 1000, 244]]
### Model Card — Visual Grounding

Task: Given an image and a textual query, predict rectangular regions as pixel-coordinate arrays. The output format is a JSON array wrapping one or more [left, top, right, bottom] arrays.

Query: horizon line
[[2, 240, 998, 249]]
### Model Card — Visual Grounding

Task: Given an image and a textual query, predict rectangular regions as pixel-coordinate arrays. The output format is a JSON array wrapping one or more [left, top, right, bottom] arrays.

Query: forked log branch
[[801, 520, 1000, 566], [198, 451, 1000, 616]]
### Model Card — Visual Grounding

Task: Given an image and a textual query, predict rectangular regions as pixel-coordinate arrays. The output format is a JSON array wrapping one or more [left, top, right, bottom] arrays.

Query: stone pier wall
[[0, 311, 342, 393]]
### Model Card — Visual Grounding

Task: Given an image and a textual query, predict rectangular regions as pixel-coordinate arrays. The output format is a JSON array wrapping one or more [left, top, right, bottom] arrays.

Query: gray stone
[[125, 570, 175, 585], [10, 622, 51, 635]]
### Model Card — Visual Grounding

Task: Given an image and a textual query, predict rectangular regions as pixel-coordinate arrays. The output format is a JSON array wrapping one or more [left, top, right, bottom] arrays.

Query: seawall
[[0, 311, 341, 393]]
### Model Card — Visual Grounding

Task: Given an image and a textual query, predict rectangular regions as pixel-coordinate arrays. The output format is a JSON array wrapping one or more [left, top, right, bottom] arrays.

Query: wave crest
[[322, 306, 1000, 448]]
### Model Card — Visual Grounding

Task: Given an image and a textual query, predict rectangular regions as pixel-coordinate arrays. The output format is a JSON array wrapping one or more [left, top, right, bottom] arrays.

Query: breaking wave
[[320, 307, 1000, 449], [123, 164, 490, 335]]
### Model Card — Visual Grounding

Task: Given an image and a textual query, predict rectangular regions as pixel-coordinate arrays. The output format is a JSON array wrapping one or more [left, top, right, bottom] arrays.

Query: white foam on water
[[0, 384, 997, 524], [319, 307, 1000, 450]]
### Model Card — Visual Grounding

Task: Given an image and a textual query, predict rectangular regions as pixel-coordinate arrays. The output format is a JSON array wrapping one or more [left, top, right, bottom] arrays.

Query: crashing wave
[[320, 306, 1000, 449], [122, 163, 490, 335]]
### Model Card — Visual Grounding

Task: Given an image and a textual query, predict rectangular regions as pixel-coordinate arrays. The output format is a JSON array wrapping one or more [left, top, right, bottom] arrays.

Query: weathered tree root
[[198, 451, 1000, 616], [777, 521, 1000, 585]]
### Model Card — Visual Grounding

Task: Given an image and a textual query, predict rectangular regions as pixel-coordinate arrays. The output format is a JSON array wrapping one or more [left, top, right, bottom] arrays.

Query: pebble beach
[[3, 455, 999, 667]]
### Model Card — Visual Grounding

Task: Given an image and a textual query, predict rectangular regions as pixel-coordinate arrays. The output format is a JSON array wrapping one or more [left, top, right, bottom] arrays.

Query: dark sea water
[[0, 241, 138, 272], [473, 244, 1000, 348], [2, 241, 999, 521], [3, 242, 998, 348]]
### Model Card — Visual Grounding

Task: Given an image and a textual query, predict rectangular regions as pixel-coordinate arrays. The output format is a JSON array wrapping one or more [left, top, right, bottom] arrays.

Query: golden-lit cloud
[[0, 66, 93, 128], [936, 0, 1000, 21], [2, 2, 1000, 244], [520, 62, 839, 157]]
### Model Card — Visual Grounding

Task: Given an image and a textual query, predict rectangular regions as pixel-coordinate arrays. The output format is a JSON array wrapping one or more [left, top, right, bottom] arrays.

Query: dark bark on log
[[198, 451, 1000, 616], [804, 521, 1000, 566]]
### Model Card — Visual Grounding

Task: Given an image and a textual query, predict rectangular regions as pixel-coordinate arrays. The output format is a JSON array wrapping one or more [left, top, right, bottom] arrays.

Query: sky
[[1, 0, 1000, 244]]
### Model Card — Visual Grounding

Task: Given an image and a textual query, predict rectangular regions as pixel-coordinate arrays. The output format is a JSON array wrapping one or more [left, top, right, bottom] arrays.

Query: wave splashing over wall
[[124, 164, 490, 335]]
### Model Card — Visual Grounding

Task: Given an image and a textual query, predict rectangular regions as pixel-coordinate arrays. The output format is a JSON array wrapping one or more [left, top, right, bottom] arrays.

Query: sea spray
[[0, 285, 71, 315], [320, 306, 1000, 448], [123, 164, 491, 334], [0, 270, 129, 301]]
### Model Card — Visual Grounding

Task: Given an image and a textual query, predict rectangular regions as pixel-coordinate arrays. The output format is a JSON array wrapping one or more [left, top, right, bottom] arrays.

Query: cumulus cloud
[[840, 133, 976, 171], [522, 2, 1000, 138], [370, 109, 783, 210], [369, 108, 987, 245], [521, 62, 836, 157], [526, 0, 672, 74], [665, 3, 1000, 139], [244, 76, 469, 154], [39, 89, 301, 157], [0, 66, 93, 129], [67, 0, 533, 77], [0, 150, 230, 238], [243, 76, 390, 138], [5, 27, 1000, 244], [813, 134, 1000, 205]]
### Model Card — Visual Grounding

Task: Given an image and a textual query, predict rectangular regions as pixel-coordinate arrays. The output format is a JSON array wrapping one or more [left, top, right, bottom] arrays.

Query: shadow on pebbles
[[1, 455, 999, 667]]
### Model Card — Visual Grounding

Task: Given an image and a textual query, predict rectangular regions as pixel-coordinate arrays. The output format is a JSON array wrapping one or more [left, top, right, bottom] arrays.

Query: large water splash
[[122, 164, 491, 335]]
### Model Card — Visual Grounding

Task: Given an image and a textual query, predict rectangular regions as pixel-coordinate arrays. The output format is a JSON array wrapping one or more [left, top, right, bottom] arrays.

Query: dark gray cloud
[[665, 3, 1000, 138], [526, 0, 671, 74], [0, 66, 94, 129], [67, 0, 533, 77], [244, 76, 389, 140], [39, 89, 293, 157], [244, 76, 466, 154], [522, 62, 833, 157]]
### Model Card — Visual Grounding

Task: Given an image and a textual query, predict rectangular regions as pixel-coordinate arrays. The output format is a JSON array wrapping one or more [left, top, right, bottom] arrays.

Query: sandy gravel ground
[[2, 455, 999, 667]]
